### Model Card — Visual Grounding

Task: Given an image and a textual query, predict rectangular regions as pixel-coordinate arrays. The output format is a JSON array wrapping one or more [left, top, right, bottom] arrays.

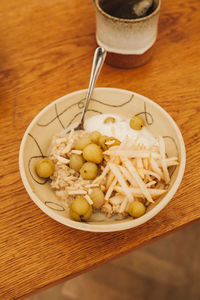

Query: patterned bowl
[[19, 88, 186, 232]]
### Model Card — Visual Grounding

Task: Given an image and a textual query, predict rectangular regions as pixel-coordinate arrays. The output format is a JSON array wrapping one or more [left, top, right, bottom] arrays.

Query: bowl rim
[[19, 87, 186, 232]]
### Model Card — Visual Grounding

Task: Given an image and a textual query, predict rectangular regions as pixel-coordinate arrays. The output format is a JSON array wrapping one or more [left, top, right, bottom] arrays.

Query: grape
[[104, 117, 116, 124], [90, 188, 105, 208], [130, 116, 144, 130], [98, 136, 120, 150], [90, 131, 101, 144], [35, 158, 54, 178], [83, 143, 103, 164], [98, 135, 110, 150], [80, 162, 98, 180], [70, 197, 92, 221], [71, 197, 90, 215], [69, 154, 84, 172], [75, 136, 91, 150], [128, 200, 146, 218], [82, 205, 92, 221]]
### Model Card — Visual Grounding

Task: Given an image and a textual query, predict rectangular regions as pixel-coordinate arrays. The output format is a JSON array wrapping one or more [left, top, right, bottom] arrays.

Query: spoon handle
[[79, 47, 107, 128]]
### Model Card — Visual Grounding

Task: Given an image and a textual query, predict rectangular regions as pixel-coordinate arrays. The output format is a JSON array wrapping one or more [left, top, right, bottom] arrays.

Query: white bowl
[[19, 88, 186, 232]]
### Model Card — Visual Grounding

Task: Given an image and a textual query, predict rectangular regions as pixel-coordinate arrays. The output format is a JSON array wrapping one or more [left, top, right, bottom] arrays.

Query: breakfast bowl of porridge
[[19, 88, 186, 232]]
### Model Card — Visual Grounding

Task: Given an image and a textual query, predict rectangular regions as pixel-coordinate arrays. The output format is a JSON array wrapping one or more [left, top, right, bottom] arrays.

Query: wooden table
[[0, 0, 200, 299]]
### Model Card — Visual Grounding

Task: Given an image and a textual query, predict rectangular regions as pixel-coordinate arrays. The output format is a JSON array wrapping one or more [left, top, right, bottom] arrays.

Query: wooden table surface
[[0, 0, 200, 299]]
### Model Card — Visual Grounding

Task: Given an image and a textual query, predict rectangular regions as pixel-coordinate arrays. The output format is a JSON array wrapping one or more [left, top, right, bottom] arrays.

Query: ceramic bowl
[[93, 0, 161, 68], [19, 88, 186, 232], [94, 0, 161, 55]]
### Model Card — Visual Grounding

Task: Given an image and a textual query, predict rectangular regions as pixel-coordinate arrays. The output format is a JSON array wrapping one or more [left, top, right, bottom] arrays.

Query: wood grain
[[0, 0, 200, 299]]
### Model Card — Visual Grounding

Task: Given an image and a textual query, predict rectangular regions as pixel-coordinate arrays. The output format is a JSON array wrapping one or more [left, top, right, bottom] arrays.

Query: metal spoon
[[72, 47, 107, 132]]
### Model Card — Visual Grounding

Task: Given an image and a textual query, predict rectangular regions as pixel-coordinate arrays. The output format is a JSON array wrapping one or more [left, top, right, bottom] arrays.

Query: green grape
[[98, 135, 110, 150], [104, 117, 116, 124], [90, 188, 105, 208], [129, 116, 144, 130], [74, 136, 91, 150], [90, 131, 101, 144], [128, 200, 146, 218], [80, 162, 98, 180], [36, 158, 54, 178], [70, 197, 92, 222], [83, 143, 103, 164], [69, 154, 84, 172], [82, 205, 92, 221]]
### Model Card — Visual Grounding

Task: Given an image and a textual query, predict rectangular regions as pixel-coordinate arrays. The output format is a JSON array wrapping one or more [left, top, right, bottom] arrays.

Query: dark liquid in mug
[[99, 0, 155, 19]]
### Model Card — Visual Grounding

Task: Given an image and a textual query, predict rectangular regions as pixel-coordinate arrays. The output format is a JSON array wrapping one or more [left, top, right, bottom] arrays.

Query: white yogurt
[[85, 114, 157, 148]]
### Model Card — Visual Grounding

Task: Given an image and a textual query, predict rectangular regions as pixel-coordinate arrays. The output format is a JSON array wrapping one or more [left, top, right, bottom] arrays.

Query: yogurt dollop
[[85, 114, 157, 148]]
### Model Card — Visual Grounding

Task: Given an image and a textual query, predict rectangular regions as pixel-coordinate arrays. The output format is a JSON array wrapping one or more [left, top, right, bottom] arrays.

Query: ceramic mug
[[93, 0, 161, 68]]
